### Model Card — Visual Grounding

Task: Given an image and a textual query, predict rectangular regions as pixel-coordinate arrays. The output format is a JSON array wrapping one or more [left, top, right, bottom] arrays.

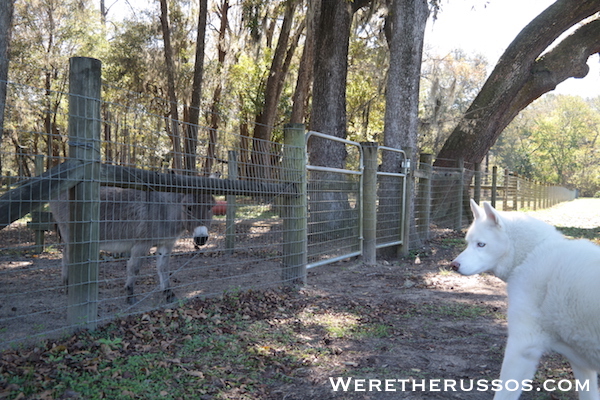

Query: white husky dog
[[451, 199, 600, 400]]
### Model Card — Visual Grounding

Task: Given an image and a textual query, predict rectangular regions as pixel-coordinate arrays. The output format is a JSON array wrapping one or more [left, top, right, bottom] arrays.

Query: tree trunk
[[0, 0, 14, 176], [291, 0, 320, 124], [203, 0, 229, 177], [251, 0, 298, 180], [159, 0, 183, 171], [184, 0, 208, 174], [309, 0, 352, 161], [379, 0, 429, 255], [435, 0, 600, 168], [307, 0, 354, 233]]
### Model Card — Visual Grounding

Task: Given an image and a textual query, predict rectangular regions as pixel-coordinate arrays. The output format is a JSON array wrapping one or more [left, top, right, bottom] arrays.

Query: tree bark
[[382, 0, 429, 156], [379, 0, 429, 254], [308, 0, 353, 164], [509, 19, 600, 123], [184, 0, 208, 174], [251, 0, 298, 180], [203, 0, 229, 176], [307, 0, 355, 234], [0, 0, 13, 161], [435, 0, 600, 168], [159, 0, 183, 171], [290, 0, 320, 124]]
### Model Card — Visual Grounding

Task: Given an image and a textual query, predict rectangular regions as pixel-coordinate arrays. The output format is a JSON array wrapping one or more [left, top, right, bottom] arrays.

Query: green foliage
[[11, 0, 105, 70], [0, 289, 397, 399], [557, 226, 600, 244], [3, 0, 489, 178], [492, 95, 600, 195], [346, 11, 388, 142], [8, 0, 592, 193], [419, 49, 488, 154]]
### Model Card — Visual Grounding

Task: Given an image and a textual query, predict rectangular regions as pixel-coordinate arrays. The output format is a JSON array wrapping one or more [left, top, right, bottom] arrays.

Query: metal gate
[[376, 146, 409, 251], [304, 131, 409, 268], [305, 131, 364, 269]]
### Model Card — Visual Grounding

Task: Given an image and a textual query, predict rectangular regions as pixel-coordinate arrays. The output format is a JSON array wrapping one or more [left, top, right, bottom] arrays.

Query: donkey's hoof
[[164, 290, 177, 304]]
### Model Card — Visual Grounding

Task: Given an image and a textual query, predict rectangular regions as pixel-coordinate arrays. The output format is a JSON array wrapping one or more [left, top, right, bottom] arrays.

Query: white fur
[[451, 200, 600, 399]]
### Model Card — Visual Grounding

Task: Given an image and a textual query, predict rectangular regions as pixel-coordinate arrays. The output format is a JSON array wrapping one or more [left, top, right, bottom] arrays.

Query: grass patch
[[403, 302, 492, 320], [1, 291, 296, 399], [557, 226, 600, 243], [0, 288, 397, 400], [438, 237, 466, 249], [318, 313, 391, 340]]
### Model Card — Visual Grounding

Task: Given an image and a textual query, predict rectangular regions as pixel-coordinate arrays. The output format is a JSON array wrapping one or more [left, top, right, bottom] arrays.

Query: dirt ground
[[285, 199, 600, 400], [0, 219, 288, 346], [295, 238, 511, 399], [2, 199, 599, 399]]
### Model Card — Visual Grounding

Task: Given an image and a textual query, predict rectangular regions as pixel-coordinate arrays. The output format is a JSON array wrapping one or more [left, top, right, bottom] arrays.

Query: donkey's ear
[[470, 199, 484, 220]]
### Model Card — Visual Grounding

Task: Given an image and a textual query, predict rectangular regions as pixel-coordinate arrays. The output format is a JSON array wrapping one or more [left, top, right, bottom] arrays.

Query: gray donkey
[[50, 187, 215, 304]]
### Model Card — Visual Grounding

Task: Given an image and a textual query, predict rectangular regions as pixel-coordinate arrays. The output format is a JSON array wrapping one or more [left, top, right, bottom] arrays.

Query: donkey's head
[[182, 192, 215, 247]]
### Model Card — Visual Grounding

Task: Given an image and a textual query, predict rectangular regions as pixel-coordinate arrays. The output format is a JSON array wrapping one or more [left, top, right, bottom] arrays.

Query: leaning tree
[[435, 0, 600, 168]]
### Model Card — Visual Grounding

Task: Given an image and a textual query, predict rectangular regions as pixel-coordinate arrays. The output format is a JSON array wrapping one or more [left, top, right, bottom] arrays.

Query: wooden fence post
[[399, 147, 413, 257], [32, 155, 46, 252], [526, 179, 532, 209], [491, 166, 498, 208], [225, 150, 237, 254], [67, 57, 101, 331], [417, 154, 432, 241], [503, 169, 509, 211], [521, 178, 526, 209], [533, 181, 539, 210], [512, 173, 519, 210], [282, 123, 307, 284], [473, 162, 481, 205], [454, 158, 464, 231], [360, 142, 377, 266], [542, 184, 547, 208]]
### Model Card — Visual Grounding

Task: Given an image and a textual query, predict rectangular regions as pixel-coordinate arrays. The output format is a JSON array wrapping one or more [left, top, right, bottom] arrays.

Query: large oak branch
[[435, 0, 600, 167], [511, 19, 600, 115]]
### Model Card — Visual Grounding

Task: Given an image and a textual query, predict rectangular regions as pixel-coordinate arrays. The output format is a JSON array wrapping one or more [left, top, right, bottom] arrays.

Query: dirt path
[[294, 199, 599, 399], [525, 198, 600, 228]]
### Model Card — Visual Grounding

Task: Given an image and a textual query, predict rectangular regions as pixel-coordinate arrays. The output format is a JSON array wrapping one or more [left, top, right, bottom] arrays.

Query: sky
[[106, 0, 599, 99], [425, 0, 600, 98]]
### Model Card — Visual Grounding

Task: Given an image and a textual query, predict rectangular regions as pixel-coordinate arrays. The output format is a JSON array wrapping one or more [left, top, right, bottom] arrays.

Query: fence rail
[[0, 57, 577, 347]]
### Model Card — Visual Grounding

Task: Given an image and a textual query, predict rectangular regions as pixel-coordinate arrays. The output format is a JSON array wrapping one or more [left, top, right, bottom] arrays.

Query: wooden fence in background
[[414, 155, 578, 241]]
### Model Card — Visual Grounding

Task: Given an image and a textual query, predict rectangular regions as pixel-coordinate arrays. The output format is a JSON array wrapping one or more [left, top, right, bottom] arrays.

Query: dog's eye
[[477, 242, 486, 248]]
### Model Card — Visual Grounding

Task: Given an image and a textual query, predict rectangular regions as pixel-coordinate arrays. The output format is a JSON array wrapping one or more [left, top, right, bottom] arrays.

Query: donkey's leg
[[156, 243, 176, 303], [61, 248, 69, 286], [57, 223, 70, 285], [125, 244, 150, 304]]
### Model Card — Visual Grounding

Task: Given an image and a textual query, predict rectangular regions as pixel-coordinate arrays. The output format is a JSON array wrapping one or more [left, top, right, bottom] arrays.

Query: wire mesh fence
[[0, 58, 303, 347], [0, 57, 577, 347], [306, 132, 363, 269], [410, 157, 578, 247], [376, 147, 408, 251]]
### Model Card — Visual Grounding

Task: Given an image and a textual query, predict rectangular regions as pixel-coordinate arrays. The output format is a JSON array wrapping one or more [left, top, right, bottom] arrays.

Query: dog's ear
[[470, 199, 484, 220], [482, 202, 502, 227]]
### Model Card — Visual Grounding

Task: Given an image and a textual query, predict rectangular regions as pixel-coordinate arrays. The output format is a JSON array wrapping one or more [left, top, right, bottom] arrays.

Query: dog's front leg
[[493, 335, 543, 400], [570, 364, 599, 400]]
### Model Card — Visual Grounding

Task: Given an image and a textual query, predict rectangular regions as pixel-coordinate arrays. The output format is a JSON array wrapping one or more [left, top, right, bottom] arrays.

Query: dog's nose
[[450, 261, 460, 271]]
